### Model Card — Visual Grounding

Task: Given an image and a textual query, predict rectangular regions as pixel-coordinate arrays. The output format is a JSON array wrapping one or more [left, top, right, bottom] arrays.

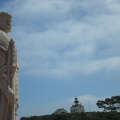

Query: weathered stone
[[0, 12, 19, 120]]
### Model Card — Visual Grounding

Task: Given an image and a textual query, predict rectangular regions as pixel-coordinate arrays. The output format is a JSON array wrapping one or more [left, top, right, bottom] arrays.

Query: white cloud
[[14, 15, 120, 77], [81, 56, 120, 73], [2, 0, 120, 79]]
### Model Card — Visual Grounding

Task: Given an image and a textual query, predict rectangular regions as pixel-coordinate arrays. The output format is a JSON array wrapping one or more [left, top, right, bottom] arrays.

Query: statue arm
[[9, 38, 19, 109], [0, 78, 15, 106]]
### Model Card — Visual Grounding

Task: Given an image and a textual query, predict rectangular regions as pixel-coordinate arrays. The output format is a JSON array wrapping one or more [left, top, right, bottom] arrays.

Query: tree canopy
[[96, 95, 120, 112]]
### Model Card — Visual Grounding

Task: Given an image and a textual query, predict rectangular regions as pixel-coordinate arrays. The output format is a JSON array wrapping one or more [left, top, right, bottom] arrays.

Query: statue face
[[0, 17, 12, 33]]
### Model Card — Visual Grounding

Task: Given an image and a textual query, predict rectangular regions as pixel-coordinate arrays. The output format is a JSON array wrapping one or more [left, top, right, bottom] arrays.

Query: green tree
[[96, 100, 106, 112], [96, 95, 120, 112], [20, 117, 27, 120]]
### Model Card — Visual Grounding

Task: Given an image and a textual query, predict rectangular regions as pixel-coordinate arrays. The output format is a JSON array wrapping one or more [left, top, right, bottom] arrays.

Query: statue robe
[[0, 30, 19, 120]]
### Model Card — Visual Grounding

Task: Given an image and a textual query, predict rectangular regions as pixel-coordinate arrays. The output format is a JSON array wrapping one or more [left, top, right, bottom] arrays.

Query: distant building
[[70, 97, 85, 113], [52, 108, 68, 114]]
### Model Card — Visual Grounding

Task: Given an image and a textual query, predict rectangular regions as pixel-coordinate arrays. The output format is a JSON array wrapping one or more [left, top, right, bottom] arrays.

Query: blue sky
[[1, 0, 120, 119]]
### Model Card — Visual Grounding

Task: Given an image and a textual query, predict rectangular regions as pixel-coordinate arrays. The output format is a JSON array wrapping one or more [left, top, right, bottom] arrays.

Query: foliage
[[96, 95, 120, 112], [20, 112, 120, 120]]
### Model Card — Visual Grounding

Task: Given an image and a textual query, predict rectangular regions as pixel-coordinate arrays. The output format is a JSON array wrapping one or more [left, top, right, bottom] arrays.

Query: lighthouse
[[74, 97, 79, 106], [70, 97, 85, 113]]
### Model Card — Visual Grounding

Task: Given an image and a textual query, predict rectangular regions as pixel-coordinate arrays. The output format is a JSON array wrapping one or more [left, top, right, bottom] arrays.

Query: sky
[[0, 0, 120, 119]]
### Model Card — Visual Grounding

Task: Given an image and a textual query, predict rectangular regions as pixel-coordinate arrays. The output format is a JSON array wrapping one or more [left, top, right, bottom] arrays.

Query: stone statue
[[0, 12, 19, 120]]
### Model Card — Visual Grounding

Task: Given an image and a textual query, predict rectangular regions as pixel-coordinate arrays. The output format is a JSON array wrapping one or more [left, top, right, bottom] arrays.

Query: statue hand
[[3, 86, 15, 106], [10, 66, 16, 76], [15, 98, 19, 109]]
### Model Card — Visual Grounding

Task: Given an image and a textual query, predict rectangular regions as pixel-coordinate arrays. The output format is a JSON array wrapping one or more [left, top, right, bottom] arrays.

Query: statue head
[[0, 12, 12, 33]]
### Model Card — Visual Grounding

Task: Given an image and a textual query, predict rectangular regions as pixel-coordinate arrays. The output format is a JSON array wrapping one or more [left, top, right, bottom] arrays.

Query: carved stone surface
[[0, 12, 19, 120]]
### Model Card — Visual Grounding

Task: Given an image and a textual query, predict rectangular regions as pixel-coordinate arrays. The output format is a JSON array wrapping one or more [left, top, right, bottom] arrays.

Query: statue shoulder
[[0, 30, 10, 51]]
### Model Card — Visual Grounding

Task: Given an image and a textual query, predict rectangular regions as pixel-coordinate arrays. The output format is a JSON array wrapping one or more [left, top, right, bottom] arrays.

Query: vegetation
[[96, 95, 120, 112], [20, 112, 120, 120], [20, 95, 120, 120]]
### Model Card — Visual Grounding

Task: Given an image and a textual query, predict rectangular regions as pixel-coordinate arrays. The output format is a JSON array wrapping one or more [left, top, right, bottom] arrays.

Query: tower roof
[[74, 97, 79, 105]]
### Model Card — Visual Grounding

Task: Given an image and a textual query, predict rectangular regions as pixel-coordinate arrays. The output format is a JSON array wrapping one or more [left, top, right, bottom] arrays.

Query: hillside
[[20, 112, 120, 120]]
